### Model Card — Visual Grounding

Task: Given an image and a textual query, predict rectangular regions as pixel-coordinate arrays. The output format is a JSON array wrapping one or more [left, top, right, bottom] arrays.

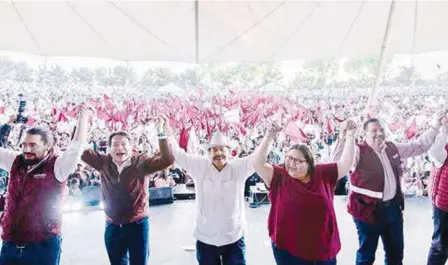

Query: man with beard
[[80, 117, 174, 265], [165, 121, 254, 265], [331, 116, 443, 265], [0, 103, 92, 265]]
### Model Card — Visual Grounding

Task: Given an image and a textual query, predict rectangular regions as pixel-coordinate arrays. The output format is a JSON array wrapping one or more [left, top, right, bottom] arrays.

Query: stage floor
[[58, 196, 433, 265]]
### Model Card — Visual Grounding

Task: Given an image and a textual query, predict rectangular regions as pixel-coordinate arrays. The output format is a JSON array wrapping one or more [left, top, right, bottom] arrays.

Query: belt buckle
[[16, 245, 25, 249]]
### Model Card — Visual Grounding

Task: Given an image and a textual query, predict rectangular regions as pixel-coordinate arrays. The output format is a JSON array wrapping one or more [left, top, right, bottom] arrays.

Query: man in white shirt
[[0, 103, 92, 265], [166, 121, 254, 265]]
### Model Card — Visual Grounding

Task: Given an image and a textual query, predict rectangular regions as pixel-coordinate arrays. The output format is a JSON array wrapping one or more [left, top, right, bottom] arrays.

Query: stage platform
[[46, 196, 434, 265]]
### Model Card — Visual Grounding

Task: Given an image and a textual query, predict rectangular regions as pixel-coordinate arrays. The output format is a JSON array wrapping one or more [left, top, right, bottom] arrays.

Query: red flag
[[333, 115, 345, 123], [238, 124, 247, 136], [326, 118, 333, 136], [57, 113, 68, 123], [284, 121, 310, 142], [405, 118, 418, 140], [179, 128, 189, 152]]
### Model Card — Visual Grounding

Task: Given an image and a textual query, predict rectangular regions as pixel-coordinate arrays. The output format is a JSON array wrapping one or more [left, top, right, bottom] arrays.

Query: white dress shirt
[[0, 140, 86, 182], [169, 138, 254, 247], [428, 131, 448, 169]]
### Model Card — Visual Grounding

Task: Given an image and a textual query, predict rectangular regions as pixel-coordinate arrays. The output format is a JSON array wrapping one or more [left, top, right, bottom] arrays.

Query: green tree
[[13, 62, 34, 83], [141, 68, 177, 88], [0, 58, 15, 80], [71, 67, 95, 85], [344, 57, 378, 87]]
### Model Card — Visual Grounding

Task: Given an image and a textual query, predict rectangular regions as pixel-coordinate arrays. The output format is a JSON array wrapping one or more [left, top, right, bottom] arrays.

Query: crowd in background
[[0, 82, 445, 198]]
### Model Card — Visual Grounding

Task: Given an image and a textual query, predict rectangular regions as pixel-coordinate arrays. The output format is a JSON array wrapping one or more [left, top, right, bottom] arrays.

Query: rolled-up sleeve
[[428, 132, 448, 169], [0, 149, 20, 172], [395, 127, 439, 159], [54, 140, 88, 183]]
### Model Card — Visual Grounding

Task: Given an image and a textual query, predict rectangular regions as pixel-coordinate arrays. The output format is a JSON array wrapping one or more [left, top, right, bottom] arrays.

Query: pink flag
[[405, 118, 418, 140], [389, 120, 403, 131], [284, 121, 310, 142]]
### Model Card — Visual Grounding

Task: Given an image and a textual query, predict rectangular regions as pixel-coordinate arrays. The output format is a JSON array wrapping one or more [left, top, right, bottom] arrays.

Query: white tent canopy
[[2, 1, 448, 63]]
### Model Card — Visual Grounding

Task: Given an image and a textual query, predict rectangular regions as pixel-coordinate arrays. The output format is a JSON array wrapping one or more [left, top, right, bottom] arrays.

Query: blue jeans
[[0, 236, 62, 265], [104, 217, 150, 265], [427, 205, 448, 265], [354, 202, 404, 265], [272, 243, 337, 265], [196, 237, 246, 265]]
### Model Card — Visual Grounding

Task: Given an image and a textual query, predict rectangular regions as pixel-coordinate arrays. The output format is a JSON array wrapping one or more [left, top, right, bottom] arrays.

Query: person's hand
[[345, 119, 357, 136], [6, 115, 16, 125], [431, 110, 447, 130], [77, 103, 94, 119], [266, 122, 282, 139], [161, 116, 173, 136], [155, 117, 165, 134], [441, 116, 448, 134], [339, 120, 348, 138]]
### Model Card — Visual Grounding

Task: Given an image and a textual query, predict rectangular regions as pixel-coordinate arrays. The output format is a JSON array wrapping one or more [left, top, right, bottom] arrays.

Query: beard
[[23, 153, 42, 166]]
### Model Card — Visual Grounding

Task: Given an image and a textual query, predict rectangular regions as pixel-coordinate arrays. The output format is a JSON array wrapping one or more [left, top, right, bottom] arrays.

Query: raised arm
[[54, 103, 92, 182], [164, 118, 208, 180], [336, 120, 357, 179], [142, 117, 174, 174], [251, 123, 281, 188], [428, 120, 448, 169], [395, 114, 444, 159], [0, 118, 21, 171]]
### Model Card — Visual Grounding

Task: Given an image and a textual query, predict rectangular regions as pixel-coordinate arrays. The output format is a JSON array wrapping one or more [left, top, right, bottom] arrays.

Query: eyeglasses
[[285, 156, 306, 164]]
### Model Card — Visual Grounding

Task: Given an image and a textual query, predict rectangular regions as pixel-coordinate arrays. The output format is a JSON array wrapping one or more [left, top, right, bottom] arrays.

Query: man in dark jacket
[[81, 117, 174, 265]]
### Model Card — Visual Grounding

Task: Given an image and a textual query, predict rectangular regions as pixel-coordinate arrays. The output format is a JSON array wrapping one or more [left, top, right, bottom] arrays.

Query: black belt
[[377, 198, 397, 207]]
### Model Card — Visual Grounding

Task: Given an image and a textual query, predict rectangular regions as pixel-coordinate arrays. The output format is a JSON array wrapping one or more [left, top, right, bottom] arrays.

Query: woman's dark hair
[[286, 144, 315, 176]]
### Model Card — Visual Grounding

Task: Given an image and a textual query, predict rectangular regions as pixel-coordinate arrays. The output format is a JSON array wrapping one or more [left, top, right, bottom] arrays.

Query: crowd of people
[[0, 81, 448, 265], [0, 82, 443, 198]]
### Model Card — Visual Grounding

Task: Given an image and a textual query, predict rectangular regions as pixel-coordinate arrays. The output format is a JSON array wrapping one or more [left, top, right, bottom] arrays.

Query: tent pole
[[194, 0, 201, 95], [369, 0, 396, 106], [194, 0, 199, 64]]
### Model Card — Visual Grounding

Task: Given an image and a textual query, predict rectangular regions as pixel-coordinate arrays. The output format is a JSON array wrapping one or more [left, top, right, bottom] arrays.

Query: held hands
[[155, 117, 166, 134], [155, 115, 173, 135], [266, 122, 282, 139], [345, 120, 357, 136], [340, 119, 357, 138], [77, 103, 95, 119]]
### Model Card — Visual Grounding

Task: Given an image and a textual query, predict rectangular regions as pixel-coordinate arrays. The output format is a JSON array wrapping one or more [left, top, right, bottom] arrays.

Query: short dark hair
[[108, 131, 131, 146], [26, 127, 55, 147], [363, 118, 382, 131], [287, 144, 315, 176]]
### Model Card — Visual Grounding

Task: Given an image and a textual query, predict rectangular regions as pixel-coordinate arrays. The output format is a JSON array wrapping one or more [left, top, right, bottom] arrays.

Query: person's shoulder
[[314, 162, 338, 175], [272, 164, 288, 176]]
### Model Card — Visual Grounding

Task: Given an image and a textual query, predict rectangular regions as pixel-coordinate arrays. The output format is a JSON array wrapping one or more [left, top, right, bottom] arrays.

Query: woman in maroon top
[[252, 120, 357, 265]]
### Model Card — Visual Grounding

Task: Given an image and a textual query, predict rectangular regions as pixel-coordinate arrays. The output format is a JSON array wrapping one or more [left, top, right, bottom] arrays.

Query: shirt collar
[[113, 157, 132, 170]]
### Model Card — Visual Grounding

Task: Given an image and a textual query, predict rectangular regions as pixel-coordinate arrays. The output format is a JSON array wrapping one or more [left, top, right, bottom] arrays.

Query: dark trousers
[[272, 243, 337, 265], [0, 236, 62, 265], [354, 202, 404, 265], [196, 237, 246, 265], [427, 205, 448, 265], [105, 217, 150, 265]]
